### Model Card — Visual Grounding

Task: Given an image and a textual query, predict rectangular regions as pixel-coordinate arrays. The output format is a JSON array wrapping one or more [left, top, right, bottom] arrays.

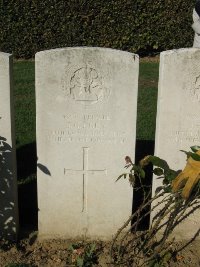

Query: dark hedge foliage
[[0, 0, 195, 58]]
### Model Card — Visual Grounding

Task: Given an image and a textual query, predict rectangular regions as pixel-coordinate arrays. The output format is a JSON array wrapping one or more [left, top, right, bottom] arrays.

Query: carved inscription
[[170, 115, 200, 143], [171, 129, 200, 144], [47, 113, 126, 144], [189, 75, 200, 102], [182, 59, 200, 103], [62, 65, 110, 105], [64, 147, 107, 212]]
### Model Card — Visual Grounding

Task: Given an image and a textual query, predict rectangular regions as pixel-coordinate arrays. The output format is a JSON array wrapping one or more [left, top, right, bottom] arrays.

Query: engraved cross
[[64, 147, 107, 212]]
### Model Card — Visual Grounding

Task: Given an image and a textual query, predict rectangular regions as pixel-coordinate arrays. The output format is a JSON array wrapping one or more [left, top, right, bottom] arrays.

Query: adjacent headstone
[[36, 47, 139, 240], [0, 52, 18, 240], [153, 48, 200, 240]]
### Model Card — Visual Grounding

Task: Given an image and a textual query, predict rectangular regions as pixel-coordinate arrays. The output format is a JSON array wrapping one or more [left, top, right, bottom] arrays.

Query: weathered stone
[[153, 48, 200, 240], [0, 52, 18, 240], [36, 47, 139, 240]]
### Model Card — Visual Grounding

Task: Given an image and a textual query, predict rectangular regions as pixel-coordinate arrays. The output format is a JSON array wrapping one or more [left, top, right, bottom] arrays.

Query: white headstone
[[36, 47, 138, 240], [0, 52, 18, 240], [153, 48, 200, 240]]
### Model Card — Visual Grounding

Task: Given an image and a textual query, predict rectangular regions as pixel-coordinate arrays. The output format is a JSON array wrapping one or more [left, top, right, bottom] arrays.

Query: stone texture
[[153, 48, 200, 240], [36, 47, 139, 240], [0, 52, 18, 240]]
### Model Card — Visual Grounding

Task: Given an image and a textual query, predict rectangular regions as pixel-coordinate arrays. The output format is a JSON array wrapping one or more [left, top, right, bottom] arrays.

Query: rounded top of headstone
[[0, 52, 12, 58], [35, 47, 139, 60], [160, 48, 200, 57]]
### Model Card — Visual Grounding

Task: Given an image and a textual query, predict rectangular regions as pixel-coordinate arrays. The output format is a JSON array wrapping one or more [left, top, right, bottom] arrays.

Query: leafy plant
[[0, 0, 194, 58], [69, 242, 99, 267], [111, 146, 200, 266]]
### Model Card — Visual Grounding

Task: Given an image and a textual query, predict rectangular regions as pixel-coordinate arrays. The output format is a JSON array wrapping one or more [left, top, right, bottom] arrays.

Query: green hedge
[[0, 0, 195, 58]]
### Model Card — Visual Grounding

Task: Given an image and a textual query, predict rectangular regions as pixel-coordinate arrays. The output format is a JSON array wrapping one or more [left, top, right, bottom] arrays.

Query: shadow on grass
[[16, 142, 38, 236], [132, 139, 155, 230]]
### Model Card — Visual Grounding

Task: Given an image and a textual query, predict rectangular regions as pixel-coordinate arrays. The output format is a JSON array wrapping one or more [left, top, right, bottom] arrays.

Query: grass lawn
[[14, 61, 35, 148], [137, 62, 159, 140]]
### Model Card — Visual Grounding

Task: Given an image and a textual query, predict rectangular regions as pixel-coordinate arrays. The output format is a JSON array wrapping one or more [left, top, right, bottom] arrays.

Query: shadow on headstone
[[37, 163, 51, 176], [0, 136, 18, 240], [132, 139, 155, 230], [16, 142, 38, 235]]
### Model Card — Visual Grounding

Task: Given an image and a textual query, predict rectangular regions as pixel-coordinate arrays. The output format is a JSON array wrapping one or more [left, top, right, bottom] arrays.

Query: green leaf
[[148, 156, 169, 171], [131, 164, 140, 172], [89, 243, 96, 254], [153, 167, 163, 176], [77, 257, 84, 267], [164, 169, 178, 183], [139, 168, 145, 178], [190, 153, 200, 161], [163, 185, 172, 193], [190, 145, 200, 152], [181, 150, 200, 161]]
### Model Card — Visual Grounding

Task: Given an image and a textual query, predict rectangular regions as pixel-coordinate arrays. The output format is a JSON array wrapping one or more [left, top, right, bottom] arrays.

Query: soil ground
[[0, 232, 200, 267]]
